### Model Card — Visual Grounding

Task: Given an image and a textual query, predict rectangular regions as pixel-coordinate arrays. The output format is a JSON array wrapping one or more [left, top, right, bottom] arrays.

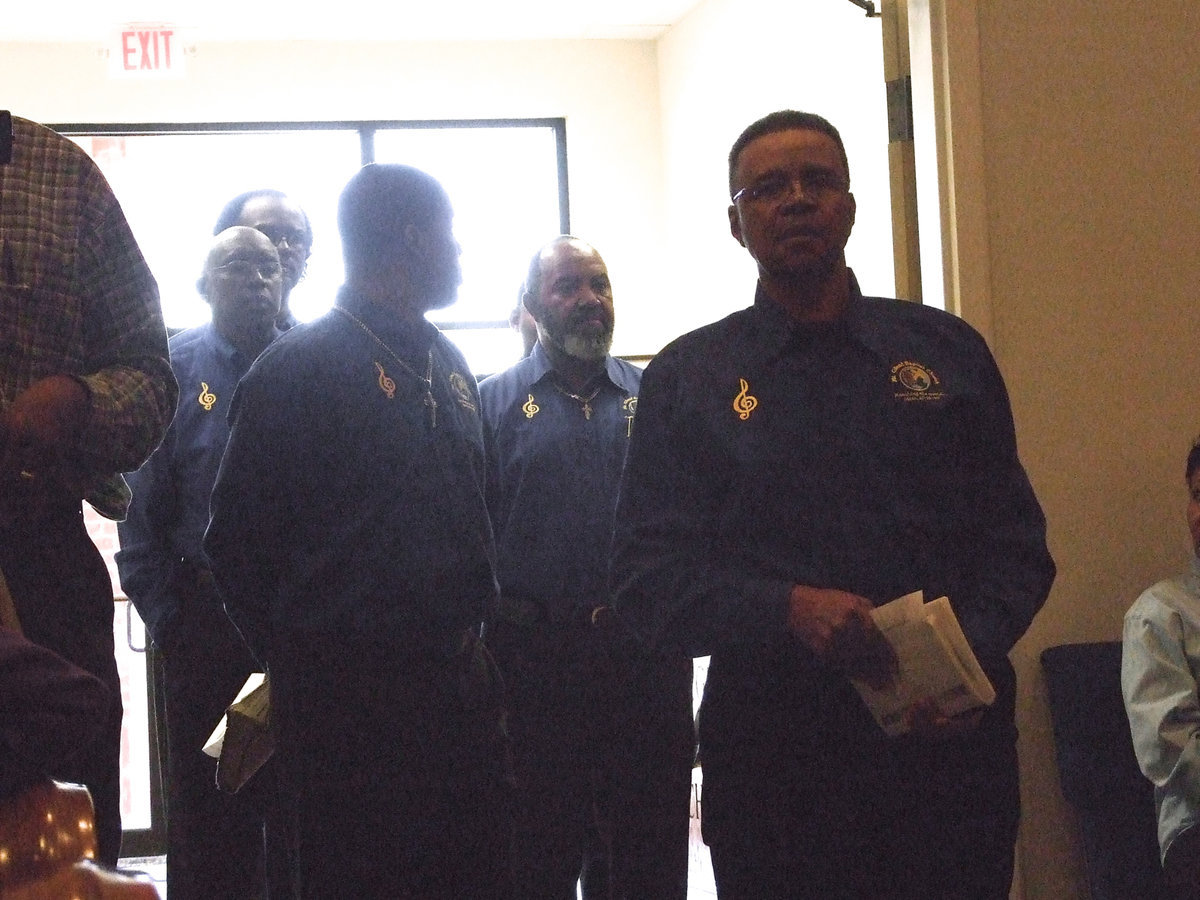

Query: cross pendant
[[582, 400, 592, 420], [424, 391, 438, 428]]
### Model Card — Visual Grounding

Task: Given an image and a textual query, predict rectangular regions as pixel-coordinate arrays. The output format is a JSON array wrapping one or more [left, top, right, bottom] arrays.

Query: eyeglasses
[[732, 170, 848, 205], [213, 259, 283, 281], [256, 226, 309, 249]]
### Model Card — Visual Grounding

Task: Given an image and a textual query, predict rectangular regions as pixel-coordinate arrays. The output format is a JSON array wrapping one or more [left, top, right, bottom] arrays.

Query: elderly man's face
[[234, 195, 310, 295], [401, 207, 462, 314], [203, 227, 282, 344], [728, 128, 856, 286], [529, 240, 614, 363]]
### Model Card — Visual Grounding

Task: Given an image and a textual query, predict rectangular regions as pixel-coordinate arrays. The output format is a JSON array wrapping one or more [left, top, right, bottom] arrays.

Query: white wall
[[653, 0, 893, 349]]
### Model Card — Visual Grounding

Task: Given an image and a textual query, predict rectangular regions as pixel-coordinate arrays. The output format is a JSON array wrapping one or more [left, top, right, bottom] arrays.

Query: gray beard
[[561, 330, 612, 362], [543, 324, 613, 363]]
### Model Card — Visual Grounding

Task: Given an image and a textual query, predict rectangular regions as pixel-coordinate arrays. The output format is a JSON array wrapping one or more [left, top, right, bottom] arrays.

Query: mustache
[[566, 307, 613, 329]]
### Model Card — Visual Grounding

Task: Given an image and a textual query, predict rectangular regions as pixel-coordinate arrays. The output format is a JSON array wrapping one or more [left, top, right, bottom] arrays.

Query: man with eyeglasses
[[214, 189, 313, 331], [117, 226, 284, 900], [610, 110, 1055, 898]]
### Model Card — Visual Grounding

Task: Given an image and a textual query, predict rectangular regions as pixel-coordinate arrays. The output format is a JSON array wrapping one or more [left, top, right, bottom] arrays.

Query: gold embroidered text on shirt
[[522, 394, 540, 419], [733, 378, 758, 420], [197, 382, 217, 411], [375, 362, 397, 400]]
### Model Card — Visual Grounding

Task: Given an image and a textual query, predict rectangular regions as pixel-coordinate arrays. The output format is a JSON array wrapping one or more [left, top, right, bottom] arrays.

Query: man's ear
[[521, 289, 541, 323], [728, 204, 747, 248], [196, 275, 212, 304], [401, 222, 426, 257]]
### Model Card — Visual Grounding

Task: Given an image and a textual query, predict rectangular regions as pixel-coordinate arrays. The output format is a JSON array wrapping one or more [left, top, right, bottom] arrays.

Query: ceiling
[[2, 0, 709, 43]]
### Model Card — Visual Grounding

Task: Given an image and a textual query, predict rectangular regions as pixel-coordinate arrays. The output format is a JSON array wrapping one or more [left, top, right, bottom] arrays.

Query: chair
[[0, 779, 159, 898], [1041, 641, 1164, 900]]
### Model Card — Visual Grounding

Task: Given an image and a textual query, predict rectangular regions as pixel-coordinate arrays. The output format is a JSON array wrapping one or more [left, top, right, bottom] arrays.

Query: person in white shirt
[[1123, 436, 1200, 898]]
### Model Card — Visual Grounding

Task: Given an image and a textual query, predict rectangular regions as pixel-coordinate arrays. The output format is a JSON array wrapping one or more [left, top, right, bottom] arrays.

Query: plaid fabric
[[0, 116, 176, 518]]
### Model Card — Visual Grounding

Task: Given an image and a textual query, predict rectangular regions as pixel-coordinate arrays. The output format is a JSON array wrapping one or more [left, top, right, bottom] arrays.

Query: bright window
[[56, 119, 568, 374]]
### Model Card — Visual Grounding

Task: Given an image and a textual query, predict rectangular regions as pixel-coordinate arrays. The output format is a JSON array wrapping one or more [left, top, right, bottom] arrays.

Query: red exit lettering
[[121, 28, 175, 72]]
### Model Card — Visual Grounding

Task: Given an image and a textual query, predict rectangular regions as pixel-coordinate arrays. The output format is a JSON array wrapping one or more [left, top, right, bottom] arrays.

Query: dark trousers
[[0, 504, 123, 865], [607, 652, 695, 900], [1164, 824, 1200, 900], [268, 628, 514, 899], [491, 619, 694, 900], [704, 720, 1019, 900], [158, 571, 266, 900]]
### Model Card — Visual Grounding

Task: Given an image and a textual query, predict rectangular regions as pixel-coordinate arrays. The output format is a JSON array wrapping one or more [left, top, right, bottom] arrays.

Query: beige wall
[[946, 1, 1200, 896]]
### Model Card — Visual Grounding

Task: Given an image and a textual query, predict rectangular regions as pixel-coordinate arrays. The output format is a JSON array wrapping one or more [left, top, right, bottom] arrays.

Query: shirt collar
[[749, 269, 892, 362], [526, 342, 636, 395], [335, 286, 439, 357], [207, 320, 281, 369]]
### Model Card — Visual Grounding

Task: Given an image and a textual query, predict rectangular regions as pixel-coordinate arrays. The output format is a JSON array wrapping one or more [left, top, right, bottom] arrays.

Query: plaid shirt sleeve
[[1, 117, 178, 517]]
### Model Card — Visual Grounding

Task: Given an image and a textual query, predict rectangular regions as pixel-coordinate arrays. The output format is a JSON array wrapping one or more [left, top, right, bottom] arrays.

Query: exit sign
[[110, 24, 186, 78]]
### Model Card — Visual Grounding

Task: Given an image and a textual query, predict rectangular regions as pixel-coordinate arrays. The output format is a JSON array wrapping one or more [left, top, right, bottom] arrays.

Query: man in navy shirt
[[481, 236, 693, 899], [118, 226, 282, 900], [213, 189, 313, 331], [205, 165, 511, 899], [610, 111, 1056, 898]]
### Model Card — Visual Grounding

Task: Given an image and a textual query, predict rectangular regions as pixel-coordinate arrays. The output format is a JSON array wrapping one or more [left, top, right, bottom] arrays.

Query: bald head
[[199, 227, 282, 354], [523, 236, 614, 364]]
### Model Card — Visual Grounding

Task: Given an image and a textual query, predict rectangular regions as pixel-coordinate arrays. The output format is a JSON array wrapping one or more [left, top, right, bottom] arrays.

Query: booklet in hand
[[851, 591, 995, 737], [203, 672, 272, 792]]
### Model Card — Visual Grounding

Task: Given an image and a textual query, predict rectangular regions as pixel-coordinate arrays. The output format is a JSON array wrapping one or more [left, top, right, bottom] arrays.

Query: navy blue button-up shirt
[[480, 343, 641, 623], [610, 277, 1055, 761], [117, 322, 272, 644], [205, 290, 498, 664]]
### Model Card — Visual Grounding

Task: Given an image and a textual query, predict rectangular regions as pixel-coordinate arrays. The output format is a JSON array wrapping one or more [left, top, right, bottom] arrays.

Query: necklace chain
[[551, 381, 602, 420], [335, 305, 438, 427]]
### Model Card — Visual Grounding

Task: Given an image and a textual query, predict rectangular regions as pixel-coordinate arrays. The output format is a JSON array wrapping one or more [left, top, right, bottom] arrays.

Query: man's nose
[[778, 179, 819, 207]]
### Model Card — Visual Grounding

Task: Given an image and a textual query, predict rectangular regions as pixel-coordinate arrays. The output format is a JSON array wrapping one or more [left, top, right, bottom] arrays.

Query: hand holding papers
[[851, 591, 996, 737]]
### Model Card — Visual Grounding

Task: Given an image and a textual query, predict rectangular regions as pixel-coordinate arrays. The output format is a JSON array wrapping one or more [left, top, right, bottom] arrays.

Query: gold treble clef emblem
[[197, 382, 217, 411], [522, 393, 540, 419], [733, 378, 758, 421], [375, 362, 396, 399]]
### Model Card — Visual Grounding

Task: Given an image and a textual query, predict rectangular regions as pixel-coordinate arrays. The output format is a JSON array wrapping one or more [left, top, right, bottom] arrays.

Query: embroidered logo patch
[[197, 382, 217, 411], [449, 372, 477, 413], [733, 378, 758, 420], [890, 361, 945, 402]]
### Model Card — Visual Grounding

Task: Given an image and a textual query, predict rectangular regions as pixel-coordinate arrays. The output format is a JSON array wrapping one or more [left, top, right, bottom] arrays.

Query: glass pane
[[372, 125, 563, 333], [72, 130, 360, 330]]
